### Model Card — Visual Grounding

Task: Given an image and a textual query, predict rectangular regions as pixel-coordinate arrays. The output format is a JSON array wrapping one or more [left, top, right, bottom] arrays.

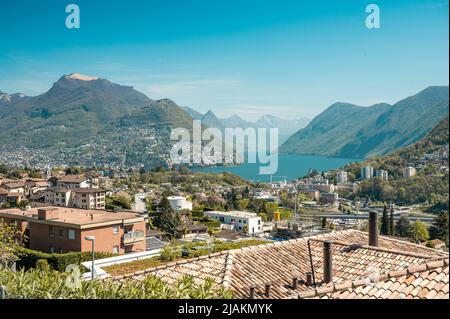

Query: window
[[112, 246, 119, 254], [59, 228, 64, 238], [258, 220, 261, 225], [49, 226, 54, 237], [243, 220, 247, 224], [67, 229, 75, 240], [113, 226, 119, 235], [219, 217, 225, 222]]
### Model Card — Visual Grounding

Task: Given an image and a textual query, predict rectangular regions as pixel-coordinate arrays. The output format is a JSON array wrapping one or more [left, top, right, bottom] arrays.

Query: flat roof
[[0, 206, 143, 228], [205, 210, 259, 219]]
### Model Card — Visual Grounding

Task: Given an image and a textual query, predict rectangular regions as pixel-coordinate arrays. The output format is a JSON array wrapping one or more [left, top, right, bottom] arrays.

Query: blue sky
[[0, 0, 448, 120]]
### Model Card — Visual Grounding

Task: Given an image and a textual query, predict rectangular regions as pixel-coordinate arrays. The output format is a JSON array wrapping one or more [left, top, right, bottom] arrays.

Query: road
[[299, 213, 435, 222]]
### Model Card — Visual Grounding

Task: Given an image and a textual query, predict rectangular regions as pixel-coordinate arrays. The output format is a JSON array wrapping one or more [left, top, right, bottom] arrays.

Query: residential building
[[403, 166, 417, 179], [43, 188, 106, 209], [360, 166, 374, 179], [55, 174, 98, 189], [167, 196, 193, 212], [0, 206, 146, 254], [375, 169, 389, 181], [336, 170, 348, 184], [319, 192, 339, 205], [177, 223, 208, 240], [204, 210, 263, 235], [0, 180, 26, 194], [0, 188, 23, 207]]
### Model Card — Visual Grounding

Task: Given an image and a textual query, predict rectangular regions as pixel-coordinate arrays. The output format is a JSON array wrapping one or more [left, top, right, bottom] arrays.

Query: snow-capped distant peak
[[0, 92, 27, 103], [65, 73, 99, 81]]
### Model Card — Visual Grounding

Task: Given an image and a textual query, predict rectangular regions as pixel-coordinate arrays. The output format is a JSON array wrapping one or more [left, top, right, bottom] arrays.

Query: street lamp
[[84, 236, 95, 280]]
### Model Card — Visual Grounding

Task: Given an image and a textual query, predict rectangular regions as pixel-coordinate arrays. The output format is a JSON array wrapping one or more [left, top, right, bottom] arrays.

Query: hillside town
[[0, 164, 449, 299]]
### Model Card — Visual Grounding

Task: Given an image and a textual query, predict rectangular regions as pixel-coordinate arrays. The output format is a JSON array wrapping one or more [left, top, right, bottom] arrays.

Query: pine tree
[[395, 216, 411, 238], [429, 211, 449, 246], [154, 197, 180, 238], [381, 205, 389, 235], [389, 206, 395, 236]]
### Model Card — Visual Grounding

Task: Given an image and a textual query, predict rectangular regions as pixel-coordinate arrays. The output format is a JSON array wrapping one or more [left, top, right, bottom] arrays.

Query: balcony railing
[[122, 230, 145, 245]]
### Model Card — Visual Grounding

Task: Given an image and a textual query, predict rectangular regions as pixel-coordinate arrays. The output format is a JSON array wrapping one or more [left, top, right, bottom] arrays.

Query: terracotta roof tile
[[116, 229, 448, 299]]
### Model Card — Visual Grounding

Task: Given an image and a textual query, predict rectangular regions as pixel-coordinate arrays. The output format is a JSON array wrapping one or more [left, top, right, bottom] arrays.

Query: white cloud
[[145, 79, 241, 97]]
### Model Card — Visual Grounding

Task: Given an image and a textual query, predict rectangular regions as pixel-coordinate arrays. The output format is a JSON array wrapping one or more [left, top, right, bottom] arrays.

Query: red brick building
[[0, 206, 146, 255]]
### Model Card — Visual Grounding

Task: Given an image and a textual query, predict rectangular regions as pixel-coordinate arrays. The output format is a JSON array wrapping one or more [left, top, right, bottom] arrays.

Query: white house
[[167, 196, 193, 211], [204, 211, 263, 235]]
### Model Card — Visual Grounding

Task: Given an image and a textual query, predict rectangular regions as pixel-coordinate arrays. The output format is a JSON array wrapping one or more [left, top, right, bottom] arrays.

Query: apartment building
[[360, 166, 374, 179], [0, 206, 146, 254], [403, 166, 417, 179], [204, 210, 263, 235], [44, 188, 106, 209], [375, 169, 389, 181], [336, 170, 348, 184]]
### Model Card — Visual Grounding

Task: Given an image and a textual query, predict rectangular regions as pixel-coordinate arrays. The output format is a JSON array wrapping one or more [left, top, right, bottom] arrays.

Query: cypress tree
[[381, 205, 389, 235], [389, 206, 395, 236]]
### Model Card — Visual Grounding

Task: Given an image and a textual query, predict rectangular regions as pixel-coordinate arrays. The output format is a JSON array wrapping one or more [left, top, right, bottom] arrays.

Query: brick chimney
[[37, 208, 59, 220]]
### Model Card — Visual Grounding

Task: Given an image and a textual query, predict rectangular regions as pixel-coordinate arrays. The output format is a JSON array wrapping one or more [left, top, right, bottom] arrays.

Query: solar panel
[[146, 236, 166, 251]]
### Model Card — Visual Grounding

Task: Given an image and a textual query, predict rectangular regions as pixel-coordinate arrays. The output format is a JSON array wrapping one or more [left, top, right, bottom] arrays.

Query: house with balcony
[[0, 206, 146, 254], [43, 188, 106, 209]]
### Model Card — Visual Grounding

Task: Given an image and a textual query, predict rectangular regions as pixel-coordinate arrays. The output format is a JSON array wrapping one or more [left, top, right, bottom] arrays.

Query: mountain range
[[1, 74, 448, 169], [0, 73, 308, 168], [181, 106, 311, 144], [280, 86, 449, 159], [0, 74, 193, 168]]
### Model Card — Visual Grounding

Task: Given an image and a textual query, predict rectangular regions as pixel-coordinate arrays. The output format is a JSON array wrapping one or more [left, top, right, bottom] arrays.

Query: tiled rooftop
[[115, 230, 449, 299], [57, 174, 89, 183], [300, 260, 449, 299]]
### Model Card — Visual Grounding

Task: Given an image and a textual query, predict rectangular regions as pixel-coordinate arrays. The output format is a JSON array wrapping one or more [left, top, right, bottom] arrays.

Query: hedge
[[16, 247, 114, 272], [191, 210, 204, 218]]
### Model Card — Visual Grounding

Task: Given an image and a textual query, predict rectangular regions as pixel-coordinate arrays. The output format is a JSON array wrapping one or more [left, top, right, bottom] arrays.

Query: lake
[[191, 154, 361, 183]]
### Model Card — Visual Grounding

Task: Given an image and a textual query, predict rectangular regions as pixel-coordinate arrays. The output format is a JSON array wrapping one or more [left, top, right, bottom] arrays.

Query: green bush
[[160, 245, 182, 261], [191, 210, 204, 218], [35, 259, 50, 273], [187, 248, 211, 258], [426, 240, 436, 248], [16, 247, 114, 271]]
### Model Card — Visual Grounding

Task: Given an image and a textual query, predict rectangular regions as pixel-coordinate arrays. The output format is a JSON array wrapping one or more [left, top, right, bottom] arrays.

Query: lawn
[[103, 256, 166, 276]]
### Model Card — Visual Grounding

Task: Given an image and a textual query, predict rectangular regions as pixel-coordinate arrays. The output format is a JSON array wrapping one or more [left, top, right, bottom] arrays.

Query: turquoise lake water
[[191, 154, 361, 182]]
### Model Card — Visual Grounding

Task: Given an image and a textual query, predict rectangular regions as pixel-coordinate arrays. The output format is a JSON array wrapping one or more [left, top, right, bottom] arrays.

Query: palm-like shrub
[[0, 267, 233, 299]]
